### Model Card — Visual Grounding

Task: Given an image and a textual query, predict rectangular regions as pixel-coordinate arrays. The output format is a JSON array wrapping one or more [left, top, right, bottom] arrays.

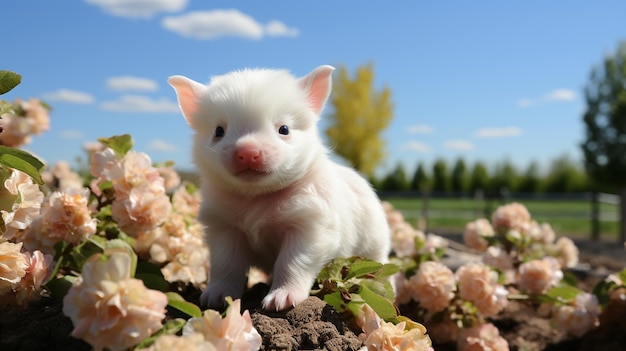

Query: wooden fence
[[378, 190, 620, 241]]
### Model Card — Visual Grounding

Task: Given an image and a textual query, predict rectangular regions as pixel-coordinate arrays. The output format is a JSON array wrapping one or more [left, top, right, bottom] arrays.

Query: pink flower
[[63, 249, 168, 351], [553, 292, 599, 337], [457, 323, 509, 351], [142, 334, 216, 351], [21, 98, 50, 134], [0, 242, 28, 295], [408, 261, 456, 312], [527, 221, 556, 245], [482, 246, 514, 271], [93, 150, 172, 237], [456, 262, 508, 317], [171, 184, 201, 218], [42, 161, 84, 191], [90, 147, 117, 180], [552, 237, 579, 268], [111, 183, 172, 237], [393, 272, 413, 305], [1, 169, 44, 240], [0, 99, 49, 147], [157, 166, 181, 193], [0, 113, 32, 146], [357, 304, 434, 351], [517, 257, 563, 294], [463, 218, 494, 251], [491, 202, 531, 235], [22, 188, 96, 253], [13, 250, 54, 306], [183, 299, 262, 351]]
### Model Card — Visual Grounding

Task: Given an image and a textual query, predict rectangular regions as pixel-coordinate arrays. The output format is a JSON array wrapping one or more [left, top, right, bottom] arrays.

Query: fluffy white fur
[[168, 65, 391, 310]]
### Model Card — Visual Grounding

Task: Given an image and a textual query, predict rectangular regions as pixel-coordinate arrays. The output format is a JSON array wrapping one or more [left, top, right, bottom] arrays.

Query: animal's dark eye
[[278, 125, 289, 135], [215, 126, 225, 138]]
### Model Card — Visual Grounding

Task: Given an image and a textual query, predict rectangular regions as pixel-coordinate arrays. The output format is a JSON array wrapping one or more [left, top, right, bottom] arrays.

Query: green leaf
[[134, 318, 186, 350], [0, 145, 45, 184], [378, 263, 400, 278], [358, 283, 398, 322], [69, 239, 105, 272], [98, 134, 134, 157], [322, 291, 351, 314], [45, 275, 79, 298], [0, 101, 14, 116], [166, 292, 202, 318], [136, 273, 170, 292], [136, 261, 169, 292], [344, 260, 383, 280], [618, 268, 626, 283], [0, 70, 21, 95], [561, 271, 579, 287], [545, 285, 581, 304]]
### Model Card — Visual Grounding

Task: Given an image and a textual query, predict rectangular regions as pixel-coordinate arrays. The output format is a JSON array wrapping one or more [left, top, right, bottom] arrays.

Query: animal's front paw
[[261, 286, 309, 311], [200, 281, 243, 309]]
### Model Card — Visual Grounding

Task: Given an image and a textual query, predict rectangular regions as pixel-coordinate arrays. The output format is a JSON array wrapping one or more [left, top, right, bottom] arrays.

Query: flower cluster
[[357, 303, 434, 351], [63, 248, 168, 351], [20, 187, 96, 254], [457, 323, 509, 351], [0, 241, 53, 307], [143, 299, 262, 351], [383, 201, 448, 259], [1, 168, 44, 241], [134, 184, 208, 285], [92, 148, 172, 237], [0, 98, 50, 147]]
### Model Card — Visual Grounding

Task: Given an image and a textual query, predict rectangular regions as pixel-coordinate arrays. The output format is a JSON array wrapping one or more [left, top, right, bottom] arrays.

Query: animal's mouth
[[234, 168, 271, 181]]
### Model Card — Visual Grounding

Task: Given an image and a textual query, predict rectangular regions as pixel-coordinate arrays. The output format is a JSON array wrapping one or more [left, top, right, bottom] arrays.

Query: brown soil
[[0, 236, 624, 351]]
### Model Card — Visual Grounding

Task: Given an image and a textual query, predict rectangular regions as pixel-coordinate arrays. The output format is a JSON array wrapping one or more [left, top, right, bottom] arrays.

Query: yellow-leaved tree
[[325, 64, 394, 177]]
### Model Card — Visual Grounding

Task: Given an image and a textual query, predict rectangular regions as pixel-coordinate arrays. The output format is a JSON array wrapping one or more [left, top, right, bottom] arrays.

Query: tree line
[[370, 155, 595, 195]]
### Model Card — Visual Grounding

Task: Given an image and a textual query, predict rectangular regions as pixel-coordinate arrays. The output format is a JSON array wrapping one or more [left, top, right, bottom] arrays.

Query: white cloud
[[403, 141, 431, 153], [59, 130, 85, 139], [100, 95, 179, 113], [106, 76, 158, 91], [148, 139, 178, 152], [162, 9, 299, 40], [473, 127, 523, 138], [85, 0, 187, 18], [444, 140, 475, 151], [516, 98, 533, 108], [42, 89, 94, 104], [517, 88, 577, 108], [406, 124, 434, 134], [544, 89, 576, 102], [265, 20, 299, 37]]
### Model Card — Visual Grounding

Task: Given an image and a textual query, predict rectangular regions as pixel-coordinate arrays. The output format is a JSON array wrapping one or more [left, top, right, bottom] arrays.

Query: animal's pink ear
[[168, 75, 207, 127], [298, 65, 335, 115]]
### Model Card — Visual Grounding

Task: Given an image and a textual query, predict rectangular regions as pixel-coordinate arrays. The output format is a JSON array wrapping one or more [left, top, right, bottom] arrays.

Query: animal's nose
[[234, 145, 263, 170]]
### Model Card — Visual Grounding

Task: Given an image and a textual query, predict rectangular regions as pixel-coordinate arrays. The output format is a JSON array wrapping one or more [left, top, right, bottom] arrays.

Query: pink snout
[[234, 145, 264, 171]]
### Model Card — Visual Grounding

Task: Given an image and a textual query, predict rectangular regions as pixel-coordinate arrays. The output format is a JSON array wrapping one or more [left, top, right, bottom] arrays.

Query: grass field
[[382, 195, 620, 240]]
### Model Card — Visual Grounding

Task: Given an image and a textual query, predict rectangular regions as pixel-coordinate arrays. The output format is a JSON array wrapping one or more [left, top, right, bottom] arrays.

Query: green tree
[[581, 41, 626, 242], [431, 158, 451, 193], [451, 158, 470, 195], [544, 155, 587, 193], [410, 162, 430, 191], [380, 163, 410, 191], [469, 161, 490, 194], [326, 64, 394, 177], [518, 161, 543, 194], [491, 160, 519, 194]]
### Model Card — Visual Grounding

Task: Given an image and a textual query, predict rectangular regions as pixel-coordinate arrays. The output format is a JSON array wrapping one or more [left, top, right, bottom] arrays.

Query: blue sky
[[3, 1, 625, 176]]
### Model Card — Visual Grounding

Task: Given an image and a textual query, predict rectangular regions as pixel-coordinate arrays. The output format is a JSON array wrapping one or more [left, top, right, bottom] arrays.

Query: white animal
[[168, 65, 390, 311]]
